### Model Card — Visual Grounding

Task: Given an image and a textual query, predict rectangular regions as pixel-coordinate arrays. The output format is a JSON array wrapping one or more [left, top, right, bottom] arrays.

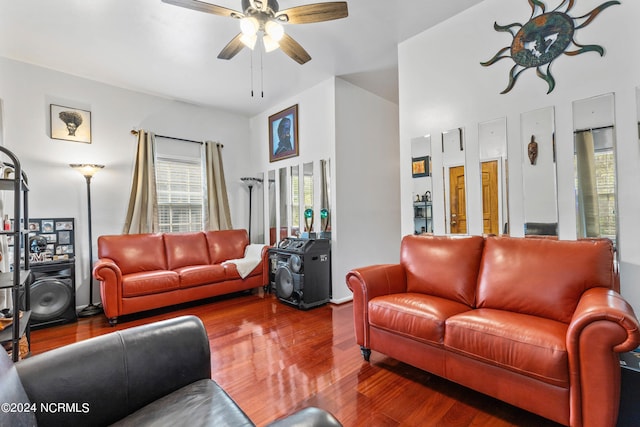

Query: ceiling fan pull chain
[[250, 50, 255, 97], [260, 47, 264, 98]]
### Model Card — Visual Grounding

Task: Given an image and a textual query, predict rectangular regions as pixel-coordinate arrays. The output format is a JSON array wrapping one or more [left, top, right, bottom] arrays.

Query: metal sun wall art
[[481, 0, 620, 94]]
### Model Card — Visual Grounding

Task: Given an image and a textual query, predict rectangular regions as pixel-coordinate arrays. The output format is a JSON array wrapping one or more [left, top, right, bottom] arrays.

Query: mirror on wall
[[268, 170, 276, 245], [411, 136, 433, 234], [573, 93, 617, 247], [637, 87, 640, 142], [252, 172, 265, 243], [303, 162, 314, 233], [290, 165, 300, 236], [442, 128, 467, 234], [320, 159, 331, 236], [478, 118, 508, 235], [278, 167, 288, 241], [521, 107, 558, 236]]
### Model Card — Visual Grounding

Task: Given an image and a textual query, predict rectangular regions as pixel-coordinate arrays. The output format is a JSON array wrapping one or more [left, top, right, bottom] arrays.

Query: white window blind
[[155, 137, 205, 232]]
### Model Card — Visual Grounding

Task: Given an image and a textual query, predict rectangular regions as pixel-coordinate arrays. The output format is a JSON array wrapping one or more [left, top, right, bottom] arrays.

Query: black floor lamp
[[70, 163, 104, 318], [240, 177, 262, 242]]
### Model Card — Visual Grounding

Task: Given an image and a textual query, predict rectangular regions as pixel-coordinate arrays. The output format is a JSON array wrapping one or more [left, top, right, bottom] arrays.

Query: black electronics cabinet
[[268, 238, 331, 310]]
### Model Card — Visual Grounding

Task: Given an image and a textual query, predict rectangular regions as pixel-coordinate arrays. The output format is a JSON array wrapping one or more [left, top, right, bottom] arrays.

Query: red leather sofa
[[93, 229, 267, 325], [347, 235, 640, 427]]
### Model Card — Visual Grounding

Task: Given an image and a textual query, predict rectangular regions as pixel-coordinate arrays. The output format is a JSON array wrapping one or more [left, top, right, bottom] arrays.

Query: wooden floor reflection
[[31, 291, 562, 427]]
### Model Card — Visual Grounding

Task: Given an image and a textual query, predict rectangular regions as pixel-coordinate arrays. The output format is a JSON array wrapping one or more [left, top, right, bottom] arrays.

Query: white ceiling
[[0, 0, 483, 117]]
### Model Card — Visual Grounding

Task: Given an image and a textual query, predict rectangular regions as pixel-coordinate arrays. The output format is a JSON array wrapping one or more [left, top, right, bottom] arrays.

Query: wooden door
[[449, 165, 467, 234], [481, 161, 499, 235]]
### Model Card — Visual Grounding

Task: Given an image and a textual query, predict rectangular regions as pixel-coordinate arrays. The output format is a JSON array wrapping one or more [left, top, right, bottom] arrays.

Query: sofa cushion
[[401, 235, 484, 306], [98, 234, 167, 274], [176, 265, 227, 288], [122, 271, 180, 297], [164, 232, 211, 270], [205, 229, 249, 264], [369, 293, 473, 346], [445, 308, 569, 387], [110, 379, 254, 427], [477, 237, 616, 323]]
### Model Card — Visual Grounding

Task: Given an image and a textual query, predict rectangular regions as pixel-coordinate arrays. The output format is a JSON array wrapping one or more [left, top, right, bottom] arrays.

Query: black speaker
[[269, 238, 331, 310], [21, 261, 77, 330]]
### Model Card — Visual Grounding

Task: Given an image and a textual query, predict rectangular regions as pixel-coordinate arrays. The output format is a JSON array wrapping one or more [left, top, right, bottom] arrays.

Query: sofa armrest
[[346, 264, 407, 348], [16, 316, 211, 427], [93, 257, 123, 320], [265, 407, 343, 427], [567, 287, 640, 427]]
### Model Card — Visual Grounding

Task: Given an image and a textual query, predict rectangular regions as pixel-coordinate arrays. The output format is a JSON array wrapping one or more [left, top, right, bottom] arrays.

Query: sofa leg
[[360, 346, 371, 361], [108, 317, 118, 327]]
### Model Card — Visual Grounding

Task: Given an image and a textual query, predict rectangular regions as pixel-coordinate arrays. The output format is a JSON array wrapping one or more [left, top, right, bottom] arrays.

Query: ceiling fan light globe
[[240, 17, 259, 36], [240, 33, 257, 50], [265, 20, 284, 42], [263, 34, 280, 52]]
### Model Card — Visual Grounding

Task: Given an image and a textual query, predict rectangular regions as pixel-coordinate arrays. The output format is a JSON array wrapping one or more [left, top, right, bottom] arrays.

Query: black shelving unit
[[0, 146, 30, 361], [413, 200, 432, 234]]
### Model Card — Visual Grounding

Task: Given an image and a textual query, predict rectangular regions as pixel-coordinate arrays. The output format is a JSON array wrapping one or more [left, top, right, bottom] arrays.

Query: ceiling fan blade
[[161, 0, 243, 18], [276, 2, 348, 24], [279, 33, 311, 65], [217, 34, 246, 60]]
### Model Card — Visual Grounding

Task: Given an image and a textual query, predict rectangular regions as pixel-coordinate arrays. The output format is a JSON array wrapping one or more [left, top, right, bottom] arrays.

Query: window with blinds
[[155, 137, 205, 232]]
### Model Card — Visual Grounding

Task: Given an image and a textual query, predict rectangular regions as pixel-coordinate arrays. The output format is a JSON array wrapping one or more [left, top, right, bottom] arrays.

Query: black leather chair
[[0, 315, 342, 427]]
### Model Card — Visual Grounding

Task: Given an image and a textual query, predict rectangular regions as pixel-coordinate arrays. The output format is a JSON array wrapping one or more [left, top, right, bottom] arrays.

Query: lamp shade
[[240, 17, 259, 36], [69, 164, 105, 178], [263, 34, 280, 53], [265, 20, 284, 41]]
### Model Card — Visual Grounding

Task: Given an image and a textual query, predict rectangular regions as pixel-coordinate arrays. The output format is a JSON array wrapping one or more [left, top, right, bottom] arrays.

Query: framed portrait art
[[269, 104, 298, 162], [412, 156, 430, 178], [50, 104, 92, 144]]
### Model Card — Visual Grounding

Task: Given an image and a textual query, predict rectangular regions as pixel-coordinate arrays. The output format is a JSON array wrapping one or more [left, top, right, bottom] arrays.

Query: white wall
[[0, 57, 250, 308], [249, 77, 400, 303], [333, 78, 401, 302], [399, 0, 640, 313]]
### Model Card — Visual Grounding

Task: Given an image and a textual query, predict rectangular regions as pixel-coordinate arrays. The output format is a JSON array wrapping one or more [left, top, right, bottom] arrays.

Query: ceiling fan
[[161, 0, 348, 64]]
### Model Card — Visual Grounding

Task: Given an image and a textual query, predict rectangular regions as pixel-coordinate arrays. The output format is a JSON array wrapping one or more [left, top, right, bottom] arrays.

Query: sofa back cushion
[[477, 236, 616, 323], [204, 229, 248, 264], [98, 234, 167, 274], [402, 235, 485, 306], [164, 232, 210, 270]]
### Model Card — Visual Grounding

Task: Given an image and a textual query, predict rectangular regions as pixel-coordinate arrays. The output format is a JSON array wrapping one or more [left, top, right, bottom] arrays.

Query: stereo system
[[20, 261, 77, 330], [269, 238, 331, 310]]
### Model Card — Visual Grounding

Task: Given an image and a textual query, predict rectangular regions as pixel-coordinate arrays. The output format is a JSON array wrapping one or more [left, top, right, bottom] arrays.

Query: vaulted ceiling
[[0, 0, 483, 116]]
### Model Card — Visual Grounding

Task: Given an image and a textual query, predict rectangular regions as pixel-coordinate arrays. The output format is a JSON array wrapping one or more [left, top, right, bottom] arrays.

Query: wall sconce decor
[[481, 0, 620, 94]]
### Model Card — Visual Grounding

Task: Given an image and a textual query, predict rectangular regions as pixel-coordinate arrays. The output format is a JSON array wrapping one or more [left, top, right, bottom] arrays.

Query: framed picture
[[269, 104, 299, 162], [50, 104, 92, 143], [412, 156, 430, 177]]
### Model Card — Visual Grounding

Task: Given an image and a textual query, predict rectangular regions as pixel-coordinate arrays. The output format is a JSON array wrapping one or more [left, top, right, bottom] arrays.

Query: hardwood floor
[[30, 290, 563, 427]]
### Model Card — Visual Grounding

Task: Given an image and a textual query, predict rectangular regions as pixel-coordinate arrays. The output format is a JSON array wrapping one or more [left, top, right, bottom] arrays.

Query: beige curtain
[[204, 141, 232, 230], [575, 130, 600, 238], [123, 130, 159, 234]]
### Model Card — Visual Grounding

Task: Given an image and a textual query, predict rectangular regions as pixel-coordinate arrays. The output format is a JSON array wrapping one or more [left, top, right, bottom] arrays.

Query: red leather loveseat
[[347, 235, 640, 427], [93, 229, 267, 325]]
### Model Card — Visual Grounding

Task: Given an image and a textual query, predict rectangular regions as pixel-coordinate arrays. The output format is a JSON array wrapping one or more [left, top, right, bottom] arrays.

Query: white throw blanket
[[222, 244, 266, 279]]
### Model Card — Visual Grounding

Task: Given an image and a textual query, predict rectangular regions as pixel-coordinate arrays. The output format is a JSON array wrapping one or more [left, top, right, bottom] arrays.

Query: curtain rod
[[574, 125, 614, 134], [130, 130, 223, 147]]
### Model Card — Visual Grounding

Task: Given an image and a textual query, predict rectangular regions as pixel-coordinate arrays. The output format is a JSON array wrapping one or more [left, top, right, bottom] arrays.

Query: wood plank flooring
[[30, 290, 563, 427]]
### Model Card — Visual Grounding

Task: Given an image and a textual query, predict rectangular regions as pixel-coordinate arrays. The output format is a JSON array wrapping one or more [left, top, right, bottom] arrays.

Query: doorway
[[481, 160, 499, 235], [449, 165, 467, 234]]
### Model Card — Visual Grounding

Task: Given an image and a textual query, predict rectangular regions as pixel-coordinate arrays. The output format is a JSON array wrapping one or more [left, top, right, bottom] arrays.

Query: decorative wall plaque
[[481, 0, 620, 94]]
